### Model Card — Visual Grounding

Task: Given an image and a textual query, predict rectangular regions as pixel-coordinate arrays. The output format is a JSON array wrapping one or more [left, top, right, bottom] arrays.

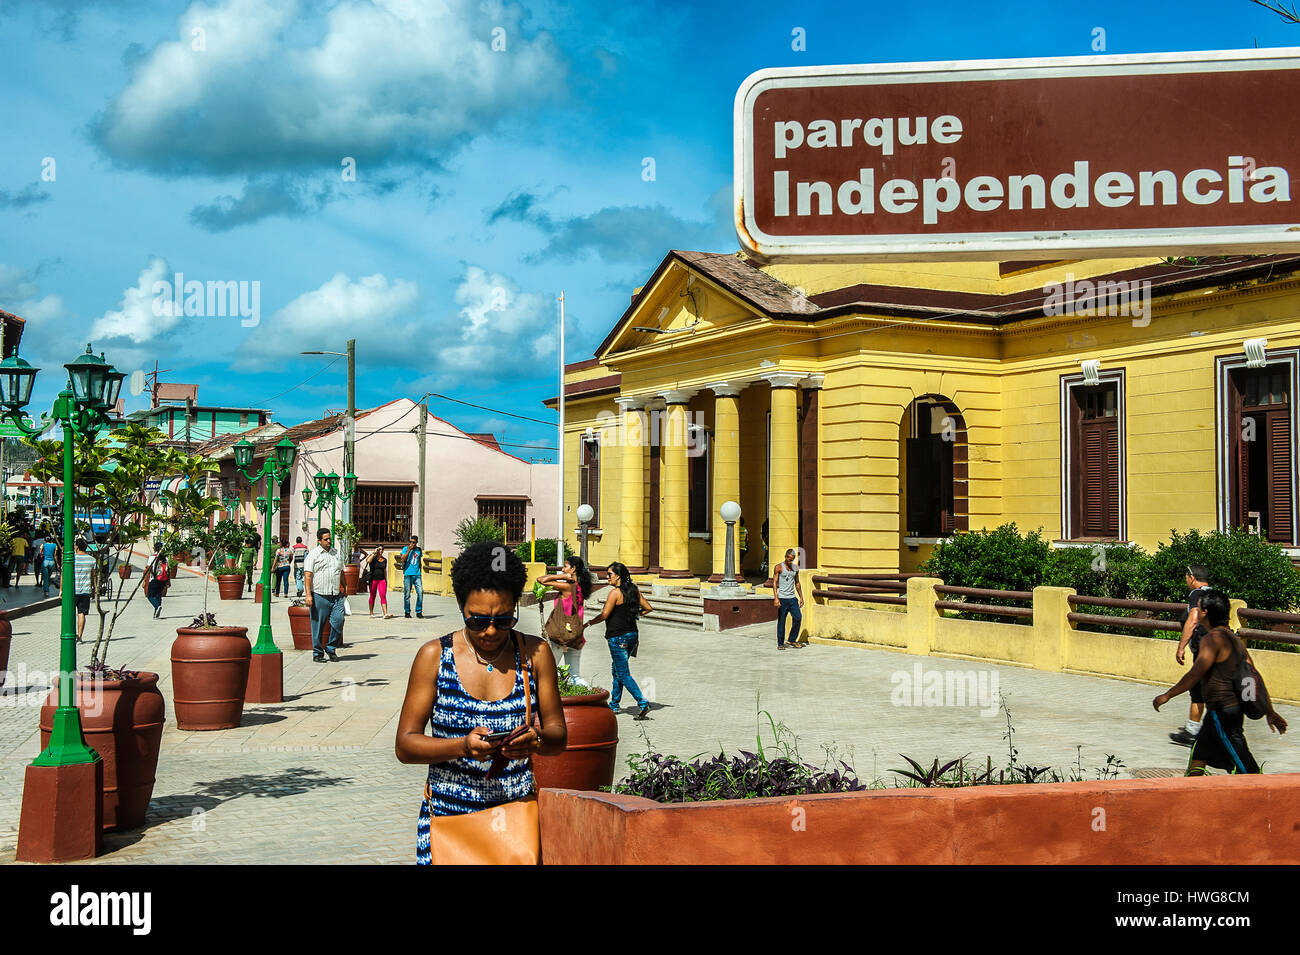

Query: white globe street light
[[720, 500, 742, 591], [576, 503, 595, 565]]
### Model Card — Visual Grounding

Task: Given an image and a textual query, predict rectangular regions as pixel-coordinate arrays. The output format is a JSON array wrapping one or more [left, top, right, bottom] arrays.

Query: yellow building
[[547, 250, 1300, 581]]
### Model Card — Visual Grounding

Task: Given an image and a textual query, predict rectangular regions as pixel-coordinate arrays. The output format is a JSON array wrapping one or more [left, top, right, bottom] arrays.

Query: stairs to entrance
[[646, 586, 704, 630]]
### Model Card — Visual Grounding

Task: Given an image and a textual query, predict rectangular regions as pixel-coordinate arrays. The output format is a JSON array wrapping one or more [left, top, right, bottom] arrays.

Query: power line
[[253, 356, 343, 407], [426, 393, 555, 427]]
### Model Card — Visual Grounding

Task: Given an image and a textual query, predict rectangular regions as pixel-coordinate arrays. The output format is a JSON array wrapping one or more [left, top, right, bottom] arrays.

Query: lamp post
[[233, 437, 298, 704], [6, 343, 125, 862], [719, 500, 742, 595], [576, 503, 594, 566]]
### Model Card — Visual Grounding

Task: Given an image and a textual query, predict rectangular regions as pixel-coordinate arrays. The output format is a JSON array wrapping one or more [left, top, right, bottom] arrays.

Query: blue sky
[[1, 0, 1295, 456]]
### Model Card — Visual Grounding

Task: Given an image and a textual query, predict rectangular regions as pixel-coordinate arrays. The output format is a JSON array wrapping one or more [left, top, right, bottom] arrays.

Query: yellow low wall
[[806, 576, 1300, 705]]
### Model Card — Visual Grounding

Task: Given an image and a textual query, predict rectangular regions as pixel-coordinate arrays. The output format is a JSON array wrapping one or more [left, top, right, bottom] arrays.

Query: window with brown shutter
[[1066, 379, 1122, 540], [580, 438, 600, 527], [353, 484, 414, 544], [1227, 365, 1294, 544]]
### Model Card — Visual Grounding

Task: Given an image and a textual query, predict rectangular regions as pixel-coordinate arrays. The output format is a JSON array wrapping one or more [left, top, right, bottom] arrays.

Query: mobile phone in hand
[[481, 730, 512, 743]]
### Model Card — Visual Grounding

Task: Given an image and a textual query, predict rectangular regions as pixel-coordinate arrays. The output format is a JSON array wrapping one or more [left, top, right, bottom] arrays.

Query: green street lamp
[[7, 343, 126, 861], [235, 436, 298, 703]]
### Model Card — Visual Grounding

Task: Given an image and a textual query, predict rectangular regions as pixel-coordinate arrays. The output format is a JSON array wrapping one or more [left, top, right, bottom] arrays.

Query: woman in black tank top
[[588, 562, 655, 720]]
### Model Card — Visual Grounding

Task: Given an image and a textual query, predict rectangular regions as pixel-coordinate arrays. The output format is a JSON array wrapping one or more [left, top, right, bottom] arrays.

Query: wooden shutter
[[1266, 409, 1293, 543], [937, 436, 955, 534], [906, 436, 932, 535], [1080, 420, 1119, 538], [588, 440, 600, 527]]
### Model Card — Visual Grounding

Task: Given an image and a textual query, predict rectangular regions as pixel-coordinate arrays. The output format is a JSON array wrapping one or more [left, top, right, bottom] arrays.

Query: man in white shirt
[[303, 527, 344, 663]]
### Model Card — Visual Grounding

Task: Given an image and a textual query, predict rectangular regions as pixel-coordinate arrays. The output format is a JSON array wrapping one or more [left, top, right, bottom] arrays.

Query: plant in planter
[[285, 595, 325, 651], [170, 611, 251, 730], [210, 518, 249, 599], [24, 423, 215, 831], [332, 520, 362, 594], [0, 521, 14, 588], [532, 663, 618, 792]]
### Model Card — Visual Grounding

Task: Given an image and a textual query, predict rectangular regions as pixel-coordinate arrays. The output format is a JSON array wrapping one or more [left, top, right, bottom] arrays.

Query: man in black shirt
[[1169, 565, 1212, 746]]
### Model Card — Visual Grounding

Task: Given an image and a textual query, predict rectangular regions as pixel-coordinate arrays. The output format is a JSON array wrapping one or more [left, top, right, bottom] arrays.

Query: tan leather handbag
[[544, 593, 585, 648], [426, 633, 540, 865]]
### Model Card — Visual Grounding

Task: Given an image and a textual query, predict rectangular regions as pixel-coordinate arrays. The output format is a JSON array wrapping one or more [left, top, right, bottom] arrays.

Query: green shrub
[[1044, 543, 1146, 599], [1137, 527, 1300, 612], [454, 515, 504, 549], [920, 523, 1054, 592], [513, 538, 575, 566]]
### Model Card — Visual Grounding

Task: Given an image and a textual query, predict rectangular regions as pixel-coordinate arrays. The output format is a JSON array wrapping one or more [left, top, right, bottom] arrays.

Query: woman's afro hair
[[450, 541, 527, 606]]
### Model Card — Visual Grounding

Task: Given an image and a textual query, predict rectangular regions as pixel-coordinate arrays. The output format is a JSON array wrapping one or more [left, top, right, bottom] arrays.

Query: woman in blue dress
[[395, 541, 566, 864]]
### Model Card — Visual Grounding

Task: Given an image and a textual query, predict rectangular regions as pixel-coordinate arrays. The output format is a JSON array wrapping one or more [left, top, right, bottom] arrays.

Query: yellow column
[[763, 373, 801, 569], [709, 383, 742, 579], [617, 397, 646, 571], [658, 391, 694, 576]]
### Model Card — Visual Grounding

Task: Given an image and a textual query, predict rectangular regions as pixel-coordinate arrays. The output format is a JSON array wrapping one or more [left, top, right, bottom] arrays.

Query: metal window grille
[[477, 498, 526, 543], [354, 485, 413, 544]]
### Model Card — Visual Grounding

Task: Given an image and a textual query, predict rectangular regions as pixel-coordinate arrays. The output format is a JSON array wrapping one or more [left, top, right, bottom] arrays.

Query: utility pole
[[343, 339, 355, 555], [417, 396, 427, 546], [557, 291, 565, 565]]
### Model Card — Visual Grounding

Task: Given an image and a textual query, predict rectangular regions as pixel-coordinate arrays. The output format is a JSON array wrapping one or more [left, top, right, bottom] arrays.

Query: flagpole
[[557, 290, 565, 566]]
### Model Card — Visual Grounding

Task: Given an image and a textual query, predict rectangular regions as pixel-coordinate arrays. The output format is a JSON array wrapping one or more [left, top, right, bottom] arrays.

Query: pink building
[[202, 399, 557, 556]]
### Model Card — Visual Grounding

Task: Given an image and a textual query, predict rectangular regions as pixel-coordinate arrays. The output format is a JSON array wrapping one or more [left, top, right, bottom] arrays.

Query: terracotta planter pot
[[533, 688, 619, 792], [0, 610, 10, 691], [254, 582, 264, 603], [118, 564, 131, 580], [287, 604, 329, 651], [39, 672, 166, 831], [341, 564, 360, 596], [217, 574, 244, 600], [172, 552, 188, 567], [171, 626, 251, 730]]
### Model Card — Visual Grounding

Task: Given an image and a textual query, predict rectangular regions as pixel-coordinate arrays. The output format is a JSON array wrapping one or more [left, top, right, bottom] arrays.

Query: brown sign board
[[734, 49, 1300, 261]]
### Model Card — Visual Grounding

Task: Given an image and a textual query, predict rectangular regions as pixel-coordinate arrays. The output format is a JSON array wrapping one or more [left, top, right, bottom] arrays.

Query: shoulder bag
[[544, 591, 585, 648], [424, 631, 540, 865]]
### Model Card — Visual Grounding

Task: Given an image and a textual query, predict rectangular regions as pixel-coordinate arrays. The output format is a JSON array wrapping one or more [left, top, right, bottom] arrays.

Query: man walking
[[11, 530, 27, 586], [303, 527, 344, 663], [1169, 565, 1213, 746], [73, 537, 95, 642], [31, 528, 43, 590], [1154, 589, 1287, 773], [772, 548, 806, 650], [399, 534, 423, 619]]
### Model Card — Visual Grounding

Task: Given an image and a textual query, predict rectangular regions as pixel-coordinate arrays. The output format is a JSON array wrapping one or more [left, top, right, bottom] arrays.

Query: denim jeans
[[403, 575, 422, 615], [777, 597, 802, 646], [311, 593, 345, 656], [294, 565, 305, 596], [274, 566, 290, 596], [42, 561, 55, 597], [607, 632, 646, 709]]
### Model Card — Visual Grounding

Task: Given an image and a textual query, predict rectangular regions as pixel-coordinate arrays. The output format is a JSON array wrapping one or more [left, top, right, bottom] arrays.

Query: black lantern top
[[313, 470, 328, 493], [343, 471, 357, 496], [64, 345, 115, 408], [326, 471, 340, 493]]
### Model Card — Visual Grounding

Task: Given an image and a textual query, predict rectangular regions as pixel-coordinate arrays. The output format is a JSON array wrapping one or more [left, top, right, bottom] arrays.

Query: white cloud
[[237, 271, 422, 370], [89, 257, 182, 344], [437, 265, 554, 379], [94, 0, 566, 175]]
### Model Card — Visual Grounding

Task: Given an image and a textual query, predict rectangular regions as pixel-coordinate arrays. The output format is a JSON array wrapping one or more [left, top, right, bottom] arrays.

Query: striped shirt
[[416, 632, 536, 863], [74, 553, 95, 596]]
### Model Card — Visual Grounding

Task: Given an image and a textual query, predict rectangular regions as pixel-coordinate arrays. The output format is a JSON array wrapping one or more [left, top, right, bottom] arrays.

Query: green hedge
[[920, 523, 1300, 613]]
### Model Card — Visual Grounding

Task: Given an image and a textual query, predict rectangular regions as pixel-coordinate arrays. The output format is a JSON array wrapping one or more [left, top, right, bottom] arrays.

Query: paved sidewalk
[[1, 573, 1296, 864]]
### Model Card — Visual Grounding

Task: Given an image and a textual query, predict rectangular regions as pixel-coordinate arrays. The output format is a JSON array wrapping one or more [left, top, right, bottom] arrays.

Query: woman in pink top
[[537, 556, 594, 686]]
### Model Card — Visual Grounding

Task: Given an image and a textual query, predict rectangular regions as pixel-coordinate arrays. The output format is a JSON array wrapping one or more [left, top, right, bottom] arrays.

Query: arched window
[[902, 396, 968, 537]]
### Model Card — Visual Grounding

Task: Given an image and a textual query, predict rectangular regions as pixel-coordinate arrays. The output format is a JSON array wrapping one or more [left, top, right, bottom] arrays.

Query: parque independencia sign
[[733, 48, 1300, 261]]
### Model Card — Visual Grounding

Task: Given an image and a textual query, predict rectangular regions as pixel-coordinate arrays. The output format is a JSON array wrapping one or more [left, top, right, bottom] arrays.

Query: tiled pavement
[[2, 571, 1297, 864]]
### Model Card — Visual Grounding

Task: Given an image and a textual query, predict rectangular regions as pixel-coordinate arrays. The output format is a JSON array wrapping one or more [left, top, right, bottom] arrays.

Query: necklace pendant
[[487, 663, 494, 672]]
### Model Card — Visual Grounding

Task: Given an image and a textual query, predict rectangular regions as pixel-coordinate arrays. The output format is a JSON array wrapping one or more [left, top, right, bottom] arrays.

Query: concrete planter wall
[[539, 774, 1300, 864]]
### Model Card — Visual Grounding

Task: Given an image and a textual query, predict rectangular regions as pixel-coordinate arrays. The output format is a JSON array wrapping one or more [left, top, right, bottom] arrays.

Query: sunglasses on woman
[[462, 613, 519, 632]]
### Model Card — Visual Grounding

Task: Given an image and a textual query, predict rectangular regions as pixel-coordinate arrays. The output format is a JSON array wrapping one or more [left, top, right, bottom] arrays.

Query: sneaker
[[416, 613, 423, 619], [634, 703, 651, 721], [405, 612, 411, 618], [327, 652, 339, 662], [313, 655, 327, 664], [608, 703, 620, 713], [1169, 728, 1198, 747]]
